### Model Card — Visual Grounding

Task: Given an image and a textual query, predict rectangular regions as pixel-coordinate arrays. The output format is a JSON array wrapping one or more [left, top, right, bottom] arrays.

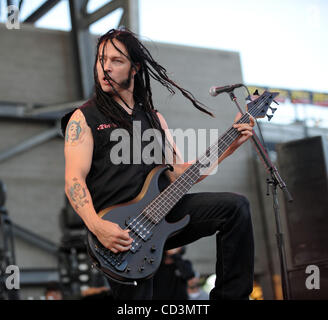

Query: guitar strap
[[145, 110, 168, 164]]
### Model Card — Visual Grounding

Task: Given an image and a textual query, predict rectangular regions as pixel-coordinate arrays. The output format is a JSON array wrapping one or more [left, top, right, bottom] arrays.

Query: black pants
[[107, 192, 254, 300]]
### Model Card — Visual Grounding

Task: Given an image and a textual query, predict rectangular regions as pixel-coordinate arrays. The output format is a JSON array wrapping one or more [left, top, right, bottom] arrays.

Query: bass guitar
[[87, 90, 279, 285]]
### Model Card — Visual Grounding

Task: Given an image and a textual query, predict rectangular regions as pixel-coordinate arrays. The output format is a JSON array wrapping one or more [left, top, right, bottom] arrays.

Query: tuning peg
[[269, 107, 277, 113], [253, 89, 260, 96], [273, 100, 279, 105], [267, 114, 273, 121]]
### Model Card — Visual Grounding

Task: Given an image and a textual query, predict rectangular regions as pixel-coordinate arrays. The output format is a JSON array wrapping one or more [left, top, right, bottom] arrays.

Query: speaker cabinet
[[276, 136, 328, 267]]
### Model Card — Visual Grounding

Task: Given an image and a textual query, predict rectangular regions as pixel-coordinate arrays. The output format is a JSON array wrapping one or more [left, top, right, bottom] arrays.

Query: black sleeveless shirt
[[61, 100, 170, 213]]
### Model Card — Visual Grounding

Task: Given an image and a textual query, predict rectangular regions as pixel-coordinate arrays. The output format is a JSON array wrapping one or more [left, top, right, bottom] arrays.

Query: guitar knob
[[126, 267, 131, 273], [138, 266, 144, 272], [149, 258, 155, 264], [150, 245, 156, 252]]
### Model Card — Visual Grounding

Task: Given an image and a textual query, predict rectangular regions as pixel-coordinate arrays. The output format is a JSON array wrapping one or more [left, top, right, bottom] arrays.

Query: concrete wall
[[0, 23, 80, 105]]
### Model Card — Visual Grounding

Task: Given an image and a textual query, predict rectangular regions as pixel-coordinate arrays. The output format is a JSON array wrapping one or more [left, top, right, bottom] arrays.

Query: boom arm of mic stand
[[228, 91, 293, 203]]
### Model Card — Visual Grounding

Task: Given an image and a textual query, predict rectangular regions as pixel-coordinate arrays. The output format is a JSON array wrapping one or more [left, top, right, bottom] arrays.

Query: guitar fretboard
[[143, 113, 251, 223]]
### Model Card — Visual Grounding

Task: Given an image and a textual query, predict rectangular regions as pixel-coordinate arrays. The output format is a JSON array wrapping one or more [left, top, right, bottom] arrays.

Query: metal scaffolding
[[0, 0, 140, 295], [2, 0, 139, 102]]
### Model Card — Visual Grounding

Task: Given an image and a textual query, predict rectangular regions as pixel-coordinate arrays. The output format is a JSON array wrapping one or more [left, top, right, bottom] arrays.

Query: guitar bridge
[[94, 242, 127, 272]]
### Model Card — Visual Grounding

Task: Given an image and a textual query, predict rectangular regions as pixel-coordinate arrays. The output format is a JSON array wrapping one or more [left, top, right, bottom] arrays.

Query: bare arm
[[64, 109, 132, 253]]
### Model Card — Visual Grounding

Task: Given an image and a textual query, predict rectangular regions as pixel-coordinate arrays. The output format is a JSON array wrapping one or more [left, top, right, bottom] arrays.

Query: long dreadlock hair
[[92, 28, 214, 158]]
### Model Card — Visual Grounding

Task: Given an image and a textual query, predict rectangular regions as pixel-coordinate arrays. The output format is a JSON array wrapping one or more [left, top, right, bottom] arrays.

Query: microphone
[[209, 83, 243, 96]]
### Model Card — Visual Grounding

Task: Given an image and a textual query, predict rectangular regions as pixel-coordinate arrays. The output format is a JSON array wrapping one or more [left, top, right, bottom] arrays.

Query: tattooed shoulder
[[65, 109, 86, 146]]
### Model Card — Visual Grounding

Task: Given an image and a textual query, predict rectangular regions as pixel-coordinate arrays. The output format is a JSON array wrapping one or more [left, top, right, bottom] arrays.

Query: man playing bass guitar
[[62, 28, 255, 300]]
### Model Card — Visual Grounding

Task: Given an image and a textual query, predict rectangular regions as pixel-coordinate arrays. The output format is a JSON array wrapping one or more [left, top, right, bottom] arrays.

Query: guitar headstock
[[247, 90, 280, 121]]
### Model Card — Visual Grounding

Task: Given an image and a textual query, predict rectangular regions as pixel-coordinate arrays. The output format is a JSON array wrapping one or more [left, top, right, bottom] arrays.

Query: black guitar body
[[87, 165, 190, 285]]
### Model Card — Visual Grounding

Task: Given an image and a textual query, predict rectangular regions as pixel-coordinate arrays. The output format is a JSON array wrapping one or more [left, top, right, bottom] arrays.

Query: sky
[[1, 0, 328, 127]]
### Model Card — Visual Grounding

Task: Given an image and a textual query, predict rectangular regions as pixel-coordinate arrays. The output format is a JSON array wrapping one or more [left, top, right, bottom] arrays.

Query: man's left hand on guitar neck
[[163, 112, 255, 183]]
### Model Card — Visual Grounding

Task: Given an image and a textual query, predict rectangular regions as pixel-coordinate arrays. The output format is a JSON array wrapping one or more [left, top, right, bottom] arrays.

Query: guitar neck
[[144, 113, 251, 223]]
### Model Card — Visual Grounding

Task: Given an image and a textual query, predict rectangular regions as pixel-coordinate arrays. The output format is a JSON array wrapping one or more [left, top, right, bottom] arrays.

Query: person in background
[[188, 272, 209, 300], [45, 282, 63, 300], [153, 247, 195, 300]]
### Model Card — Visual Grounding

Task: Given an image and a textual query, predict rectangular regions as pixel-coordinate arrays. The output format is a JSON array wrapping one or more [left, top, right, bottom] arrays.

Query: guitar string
[[106, 128, 236, 263], [132, 112, 251, 228], [126, 109, 255, 229], [112, 111, 255, 263], [122, 99, 266, 246], [142, 118, 247, 227], [112, 101, 267, 265], [130, 93, 273, 253], [144, 98, 268, 224], [110, 118, 247, 263], [106, 94, 269, 263], [111, 113, 251, 263], [112, 112, 251, 263], [146, 94, 271, 225]]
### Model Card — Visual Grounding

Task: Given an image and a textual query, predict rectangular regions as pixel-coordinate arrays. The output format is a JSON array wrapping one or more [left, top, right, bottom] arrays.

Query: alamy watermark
[[6, 5, 20, 29], [305, 265, 320, 290], [77, 120, 223, 176], [1, 265, 20, 290]]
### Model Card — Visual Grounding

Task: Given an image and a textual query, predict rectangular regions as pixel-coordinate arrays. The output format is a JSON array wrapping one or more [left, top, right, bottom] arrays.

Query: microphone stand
[[227, 89, 293, 300]]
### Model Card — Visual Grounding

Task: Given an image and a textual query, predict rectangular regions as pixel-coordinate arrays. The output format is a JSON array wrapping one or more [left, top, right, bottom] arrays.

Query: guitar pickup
[[125, 217, 153, 242], [130, 240, 142, 253]]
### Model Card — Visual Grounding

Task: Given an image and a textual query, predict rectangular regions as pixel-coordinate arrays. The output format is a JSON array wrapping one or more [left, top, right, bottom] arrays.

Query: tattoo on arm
[[65, 111, 85, 146], [69, 177, 89, 211]]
